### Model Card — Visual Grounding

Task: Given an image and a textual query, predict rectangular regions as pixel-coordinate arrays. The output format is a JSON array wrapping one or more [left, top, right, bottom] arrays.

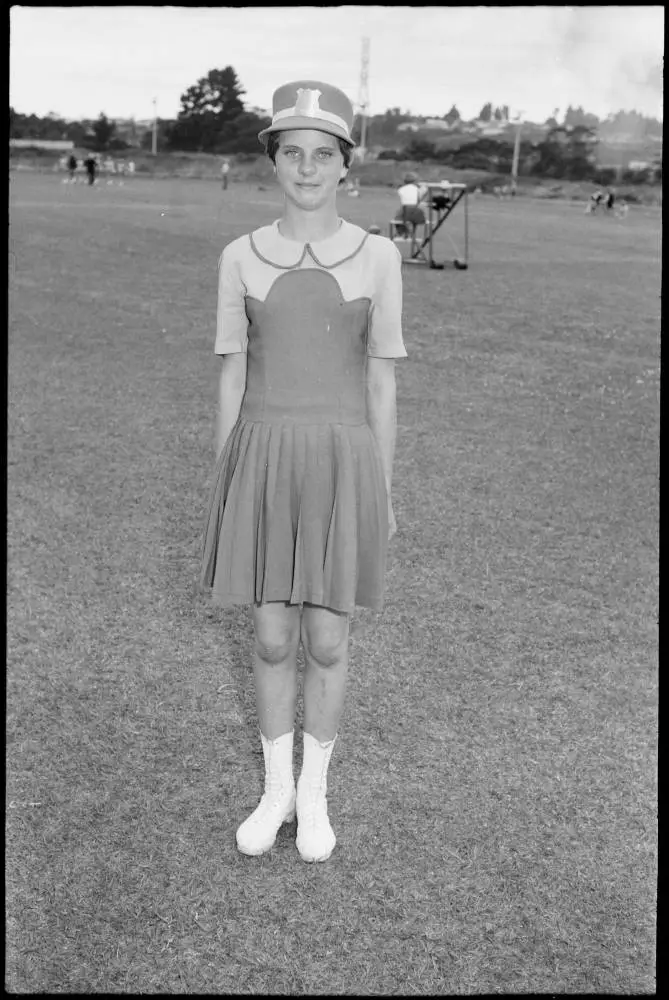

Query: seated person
[[395, 172, 428, 239]]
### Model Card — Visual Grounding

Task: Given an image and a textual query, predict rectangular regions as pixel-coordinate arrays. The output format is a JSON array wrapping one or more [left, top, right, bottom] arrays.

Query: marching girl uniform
[[200, 81, 406, 862], [201, 219, 406, 613]]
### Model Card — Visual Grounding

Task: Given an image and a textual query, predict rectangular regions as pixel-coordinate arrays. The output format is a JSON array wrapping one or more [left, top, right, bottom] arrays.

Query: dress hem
[[201, 585, 384, 614]]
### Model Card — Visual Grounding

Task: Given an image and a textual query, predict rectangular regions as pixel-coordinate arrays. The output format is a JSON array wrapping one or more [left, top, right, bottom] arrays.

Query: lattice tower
[[356, 36, 370, 159]]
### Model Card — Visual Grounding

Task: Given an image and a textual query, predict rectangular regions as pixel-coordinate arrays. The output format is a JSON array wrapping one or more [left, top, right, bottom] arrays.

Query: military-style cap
[[258, 80, 355, 147]]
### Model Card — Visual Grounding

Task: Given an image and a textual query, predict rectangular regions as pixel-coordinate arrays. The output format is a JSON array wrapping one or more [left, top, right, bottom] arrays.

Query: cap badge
[[294, 88, 323, 118]]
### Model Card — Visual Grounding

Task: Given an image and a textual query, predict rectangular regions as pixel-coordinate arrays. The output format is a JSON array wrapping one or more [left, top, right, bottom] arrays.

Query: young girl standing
[[201, 80, 406, 862]]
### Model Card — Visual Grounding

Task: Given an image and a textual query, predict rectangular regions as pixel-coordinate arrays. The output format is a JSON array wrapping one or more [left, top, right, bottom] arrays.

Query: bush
[[404, 139, 438, 161], [593, 167, 618, 186], [621, 168, 653, 184]]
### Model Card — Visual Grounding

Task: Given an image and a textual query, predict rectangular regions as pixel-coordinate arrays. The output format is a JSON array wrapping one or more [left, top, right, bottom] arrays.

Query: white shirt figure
[[127, 161, 136, 175], [397, 181, 428, 206]]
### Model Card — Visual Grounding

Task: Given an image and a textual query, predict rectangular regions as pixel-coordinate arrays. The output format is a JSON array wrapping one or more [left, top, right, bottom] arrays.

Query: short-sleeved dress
[[200, 219, 407, 614]]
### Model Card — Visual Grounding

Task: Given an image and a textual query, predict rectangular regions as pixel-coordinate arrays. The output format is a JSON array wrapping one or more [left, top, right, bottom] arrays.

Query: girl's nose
[[299, 157, 317, 176]]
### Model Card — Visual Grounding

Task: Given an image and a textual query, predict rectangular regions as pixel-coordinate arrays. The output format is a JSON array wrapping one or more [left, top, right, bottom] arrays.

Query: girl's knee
[[253, 602, 300, 665], [301, 607, 349, 668], [254, 634, 296, 665]]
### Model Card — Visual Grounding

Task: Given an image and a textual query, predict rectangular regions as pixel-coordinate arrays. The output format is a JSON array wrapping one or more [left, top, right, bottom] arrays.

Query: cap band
[[272, 105, 349, 135]]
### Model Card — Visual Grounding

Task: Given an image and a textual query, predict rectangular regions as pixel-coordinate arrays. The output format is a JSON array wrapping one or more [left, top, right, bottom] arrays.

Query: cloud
[[548, 6, 664, 116], [9, 5, 665, 121]]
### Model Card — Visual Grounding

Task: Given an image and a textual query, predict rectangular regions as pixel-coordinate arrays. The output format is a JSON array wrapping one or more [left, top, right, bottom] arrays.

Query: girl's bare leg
[[251, 601, 301, 738], [301, 603, 350, 742]]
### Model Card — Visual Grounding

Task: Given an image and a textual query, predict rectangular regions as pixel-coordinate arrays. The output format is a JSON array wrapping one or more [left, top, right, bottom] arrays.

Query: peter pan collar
[[249, 219, 369, 270]]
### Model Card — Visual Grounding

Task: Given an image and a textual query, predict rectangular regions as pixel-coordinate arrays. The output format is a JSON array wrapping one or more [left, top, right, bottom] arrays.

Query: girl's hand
[[388, 493, 397, 541]]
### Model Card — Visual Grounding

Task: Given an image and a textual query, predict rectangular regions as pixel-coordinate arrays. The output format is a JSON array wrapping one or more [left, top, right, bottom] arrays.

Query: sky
[[9, 5, 664, 124]]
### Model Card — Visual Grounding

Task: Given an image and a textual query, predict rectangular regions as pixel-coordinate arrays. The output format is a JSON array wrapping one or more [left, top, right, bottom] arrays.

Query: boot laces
[[262, 776, 294, 809], [298, 787, 329, 825]]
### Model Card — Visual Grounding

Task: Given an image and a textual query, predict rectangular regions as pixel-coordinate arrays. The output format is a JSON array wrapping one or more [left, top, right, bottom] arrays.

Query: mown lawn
[[7, 173, 659, 994]]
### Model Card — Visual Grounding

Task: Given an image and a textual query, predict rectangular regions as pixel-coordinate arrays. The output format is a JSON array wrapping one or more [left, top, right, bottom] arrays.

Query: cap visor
[[258, 116, 354, 146]]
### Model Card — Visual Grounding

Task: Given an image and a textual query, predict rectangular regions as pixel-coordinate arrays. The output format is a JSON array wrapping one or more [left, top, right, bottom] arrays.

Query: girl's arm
[[216, 353, 247, 460], [365, 356, 397, 492]]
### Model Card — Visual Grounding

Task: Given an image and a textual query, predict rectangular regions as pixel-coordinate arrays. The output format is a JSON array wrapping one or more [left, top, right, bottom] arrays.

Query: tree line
[[380, 128, 661, 183], [440, 103, 660, 136], [10, 67, 269, 155], [9, 64, 662, 181]]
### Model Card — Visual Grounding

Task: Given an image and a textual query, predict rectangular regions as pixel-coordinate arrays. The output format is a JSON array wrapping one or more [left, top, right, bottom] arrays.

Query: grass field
[[7, 173, 659, 994]]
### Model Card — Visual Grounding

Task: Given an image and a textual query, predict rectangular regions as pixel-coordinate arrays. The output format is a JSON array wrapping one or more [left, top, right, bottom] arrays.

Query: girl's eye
[[281, 148, 333, 159]]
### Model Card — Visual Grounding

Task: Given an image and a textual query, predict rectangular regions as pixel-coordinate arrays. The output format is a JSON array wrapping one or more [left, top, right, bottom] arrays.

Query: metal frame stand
[[389, 183, 469, 270]]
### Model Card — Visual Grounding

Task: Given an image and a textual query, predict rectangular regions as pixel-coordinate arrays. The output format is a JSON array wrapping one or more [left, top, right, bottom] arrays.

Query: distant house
[[476, 121, 507, 137], [397, 118, 453, 133], [602, 132, 642, 145], [112, 118, 154, 146], [10, 138, 74, 151]]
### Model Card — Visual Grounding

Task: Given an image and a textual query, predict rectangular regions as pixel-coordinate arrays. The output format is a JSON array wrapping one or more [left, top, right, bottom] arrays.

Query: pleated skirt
[[200, 418, 389, 613]]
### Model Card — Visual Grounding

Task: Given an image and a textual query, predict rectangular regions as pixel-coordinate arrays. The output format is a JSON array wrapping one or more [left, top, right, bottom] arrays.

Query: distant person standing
[[586, 188, 604, 214], [68, 154, 78, 182], [221, 158, 230, 190], [84, 154, 97, 186]]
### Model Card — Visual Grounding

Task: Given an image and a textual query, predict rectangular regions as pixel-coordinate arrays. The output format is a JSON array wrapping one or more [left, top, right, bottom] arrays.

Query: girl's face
[[274, 129, 348, 212]]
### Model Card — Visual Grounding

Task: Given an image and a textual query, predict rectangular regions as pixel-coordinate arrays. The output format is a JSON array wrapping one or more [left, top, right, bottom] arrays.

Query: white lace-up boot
[[296, 731, 337, 863], [236, 730, 296, 856]]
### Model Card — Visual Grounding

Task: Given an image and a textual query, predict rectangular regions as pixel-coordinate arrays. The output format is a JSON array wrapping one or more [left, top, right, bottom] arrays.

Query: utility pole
[[152, 98, 158, 156], [357, 36, 370, 161], [511, 109, 524, 188]]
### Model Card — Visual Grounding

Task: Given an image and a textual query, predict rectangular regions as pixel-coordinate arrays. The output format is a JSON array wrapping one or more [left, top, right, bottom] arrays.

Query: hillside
[[363, 112, 662, 169]]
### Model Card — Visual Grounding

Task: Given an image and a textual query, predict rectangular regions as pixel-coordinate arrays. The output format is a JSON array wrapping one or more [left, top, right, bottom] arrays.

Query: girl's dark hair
[[265, 131, 353, 169]]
